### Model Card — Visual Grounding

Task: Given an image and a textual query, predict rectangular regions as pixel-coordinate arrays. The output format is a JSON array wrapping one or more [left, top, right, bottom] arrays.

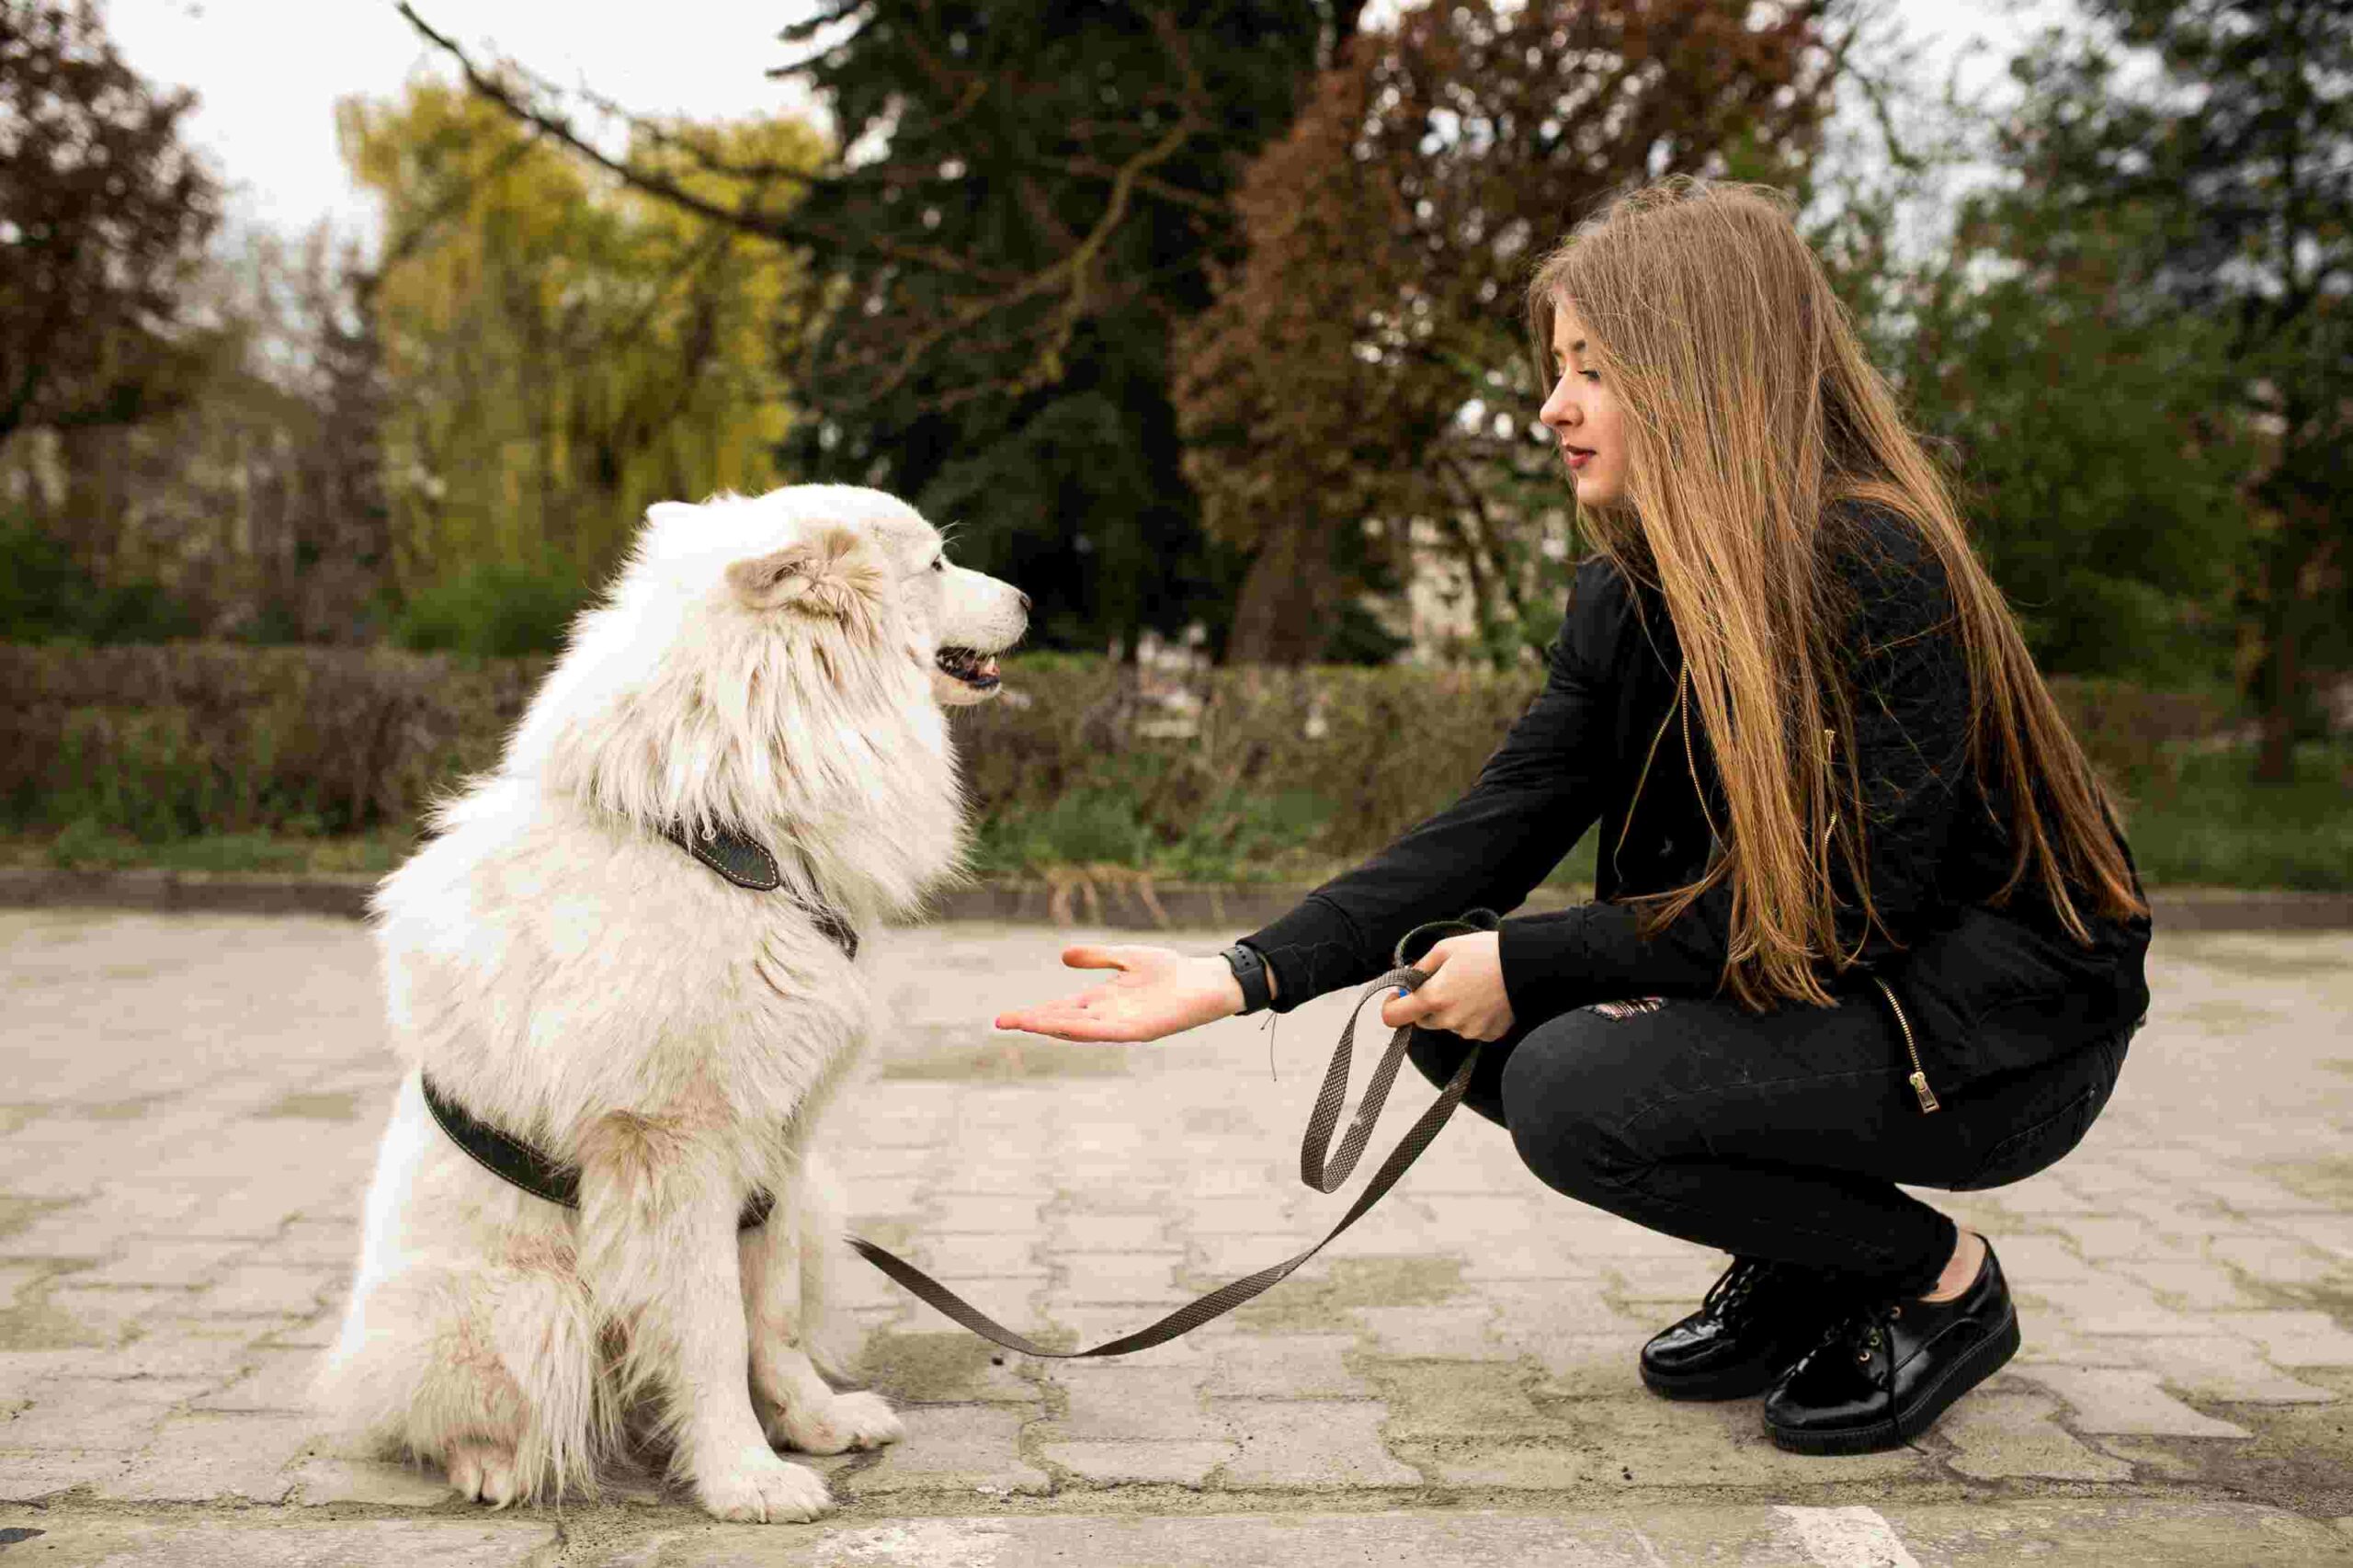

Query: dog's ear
[[726, 526, 885, 619]]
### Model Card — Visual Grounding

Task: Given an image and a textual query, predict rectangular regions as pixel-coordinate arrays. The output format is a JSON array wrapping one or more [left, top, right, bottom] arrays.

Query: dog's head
[[512, 485, 1027, 847], [642, 484, 1028, 709]]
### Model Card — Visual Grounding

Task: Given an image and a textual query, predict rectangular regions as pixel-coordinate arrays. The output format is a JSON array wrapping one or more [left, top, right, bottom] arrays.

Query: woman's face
[[1538, 301, 1628, 507]]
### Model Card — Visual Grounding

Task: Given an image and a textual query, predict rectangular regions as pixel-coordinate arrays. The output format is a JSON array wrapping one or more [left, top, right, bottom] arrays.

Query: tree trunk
[[2253, 518, 2308, 784], [1226, 521, 1342, 665]]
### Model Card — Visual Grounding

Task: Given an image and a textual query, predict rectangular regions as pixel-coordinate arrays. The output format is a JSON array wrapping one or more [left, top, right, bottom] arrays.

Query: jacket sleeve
[[1493, 516, 1972, 1021], [1238, 564, 1620, 1012]]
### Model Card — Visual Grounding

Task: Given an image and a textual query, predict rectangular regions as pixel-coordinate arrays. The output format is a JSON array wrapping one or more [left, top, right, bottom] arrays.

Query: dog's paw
[[767, 1389, 904, 1456], [694, 1447, 831, 1524], [446, 1440, 523, 1508]]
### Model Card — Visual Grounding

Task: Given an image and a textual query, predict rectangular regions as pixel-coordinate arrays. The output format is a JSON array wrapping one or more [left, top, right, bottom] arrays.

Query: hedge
[[0, 643, 2240, 861]]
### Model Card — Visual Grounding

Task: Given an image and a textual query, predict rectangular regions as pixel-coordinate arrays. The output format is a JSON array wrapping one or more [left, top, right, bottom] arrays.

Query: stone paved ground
[[4, 910, 2352, 1565]]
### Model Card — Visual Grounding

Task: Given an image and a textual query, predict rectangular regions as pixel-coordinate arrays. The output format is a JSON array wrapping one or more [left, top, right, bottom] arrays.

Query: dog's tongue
[[979, 655, 999, 679]]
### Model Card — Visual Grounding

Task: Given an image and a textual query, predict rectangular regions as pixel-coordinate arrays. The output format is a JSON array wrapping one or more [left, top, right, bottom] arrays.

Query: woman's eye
[[1582, 370, 1600, 383]]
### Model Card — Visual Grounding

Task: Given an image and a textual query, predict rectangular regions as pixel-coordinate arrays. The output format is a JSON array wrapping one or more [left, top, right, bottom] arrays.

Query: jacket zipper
[[1683, 674, 1935, 1113], [1872, 975, 1941, 1113]]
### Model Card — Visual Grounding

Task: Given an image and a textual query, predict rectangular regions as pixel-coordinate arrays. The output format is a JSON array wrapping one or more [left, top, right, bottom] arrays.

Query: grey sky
[[109, 1, 2051, 244]]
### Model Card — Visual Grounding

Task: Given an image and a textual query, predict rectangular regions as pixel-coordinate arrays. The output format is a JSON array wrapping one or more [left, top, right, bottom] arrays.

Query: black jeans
[[1407, 989, 2131, 1296]]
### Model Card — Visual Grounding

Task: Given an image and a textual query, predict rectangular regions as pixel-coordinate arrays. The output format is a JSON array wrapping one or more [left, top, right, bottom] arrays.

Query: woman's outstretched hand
[[1378, 932, 1515, 1041], [993, 945, 1246, 1043]]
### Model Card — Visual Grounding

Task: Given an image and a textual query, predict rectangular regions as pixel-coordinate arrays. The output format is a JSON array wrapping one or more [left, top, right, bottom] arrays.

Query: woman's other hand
[[1380, 932, 1514, 1041], [993, 945, 1245, 1042]]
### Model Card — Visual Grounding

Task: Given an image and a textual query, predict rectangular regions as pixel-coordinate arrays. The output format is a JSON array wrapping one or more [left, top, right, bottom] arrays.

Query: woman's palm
[[992, 944, 1236, 1043]]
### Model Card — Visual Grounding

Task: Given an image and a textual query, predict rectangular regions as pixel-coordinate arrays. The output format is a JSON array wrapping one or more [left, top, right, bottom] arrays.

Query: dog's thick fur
[[317, 485, 1026, 1521]]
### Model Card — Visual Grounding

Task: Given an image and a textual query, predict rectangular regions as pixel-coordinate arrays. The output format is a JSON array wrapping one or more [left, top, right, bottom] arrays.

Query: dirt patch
[[2173, 999, 2282, 1035], [259, 1091, 364, 1121], [1231, 1256, 1466, 1332], [2091, 1369, 2353, 1519], [0, 1195, 73, 1246], [78, 1096, 170, 1121], [860, 1331, 1006, 1403]]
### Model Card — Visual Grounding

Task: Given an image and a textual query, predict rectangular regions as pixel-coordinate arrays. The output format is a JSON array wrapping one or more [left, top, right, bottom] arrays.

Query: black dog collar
[[662, 822, 860, 960]]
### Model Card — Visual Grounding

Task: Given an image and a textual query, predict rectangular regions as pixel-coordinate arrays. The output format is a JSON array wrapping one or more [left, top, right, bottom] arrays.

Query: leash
[[418, 817, 1498, 1359], [845, 912, 1498, 1358]]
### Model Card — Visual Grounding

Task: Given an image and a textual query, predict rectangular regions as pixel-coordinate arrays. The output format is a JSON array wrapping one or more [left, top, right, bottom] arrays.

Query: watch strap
[[1222, 941, 1273, 1015]]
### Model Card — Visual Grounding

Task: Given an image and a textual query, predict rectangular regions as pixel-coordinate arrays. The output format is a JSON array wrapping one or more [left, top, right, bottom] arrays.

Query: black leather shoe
[[1763, 1239, 2022, 1454], [1641, 1256, 1842, 1402]]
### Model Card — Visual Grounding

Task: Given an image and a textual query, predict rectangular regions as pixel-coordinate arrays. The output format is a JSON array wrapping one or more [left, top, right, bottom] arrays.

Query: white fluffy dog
[[317, 484, 1026, 1521]]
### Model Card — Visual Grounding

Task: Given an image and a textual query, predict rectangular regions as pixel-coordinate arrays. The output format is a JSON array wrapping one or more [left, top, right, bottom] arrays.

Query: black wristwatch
[[1221, 941, 1273, 1016]]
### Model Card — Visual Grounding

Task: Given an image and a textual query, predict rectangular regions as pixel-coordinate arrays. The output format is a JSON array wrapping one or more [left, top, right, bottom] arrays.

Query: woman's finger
[[1060, 943, 1129, 971]]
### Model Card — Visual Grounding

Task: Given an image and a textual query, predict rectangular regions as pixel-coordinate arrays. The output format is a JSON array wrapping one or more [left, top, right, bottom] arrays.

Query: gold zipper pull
[[1908, 1070, 1941, 1115]]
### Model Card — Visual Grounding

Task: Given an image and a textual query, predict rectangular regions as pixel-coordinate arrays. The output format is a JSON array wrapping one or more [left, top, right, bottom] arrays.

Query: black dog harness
[[417, 822, 858, 1232]]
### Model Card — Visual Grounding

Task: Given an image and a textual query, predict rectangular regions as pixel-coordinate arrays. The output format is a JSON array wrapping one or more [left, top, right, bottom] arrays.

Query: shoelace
[[1699, 1256, 1772, 1324], [1795, 1298, 1904, 1384]]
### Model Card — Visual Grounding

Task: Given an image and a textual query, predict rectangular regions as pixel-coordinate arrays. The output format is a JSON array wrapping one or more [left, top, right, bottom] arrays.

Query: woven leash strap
[[847, 915, 1495, 1359]]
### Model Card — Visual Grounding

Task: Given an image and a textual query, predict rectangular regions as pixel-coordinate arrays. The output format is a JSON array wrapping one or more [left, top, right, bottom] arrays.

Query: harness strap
[[420, 1074, 774, 1230]]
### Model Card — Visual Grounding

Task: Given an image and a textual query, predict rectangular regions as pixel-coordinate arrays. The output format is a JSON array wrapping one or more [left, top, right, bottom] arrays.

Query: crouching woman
[[995, 178, 2150, 1454]]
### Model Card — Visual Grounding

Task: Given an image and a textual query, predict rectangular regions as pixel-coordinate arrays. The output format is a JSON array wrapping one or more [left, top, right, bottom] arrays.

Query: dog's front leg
[[578, 1115, 830, 1523], [742, 1175, 902, 1455]]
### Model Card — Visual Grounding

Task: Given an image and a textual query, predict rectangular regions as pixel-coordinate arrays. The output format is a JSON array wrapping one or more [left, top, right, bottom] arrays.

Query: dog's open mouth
[[935, 646, 1002, 691]]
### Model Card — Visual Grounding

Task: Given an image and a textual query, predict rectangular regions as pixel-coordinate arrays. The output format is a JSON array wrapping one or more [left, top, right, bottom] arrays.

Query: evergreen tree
[[1998, 0, 2350, 777], [772, 1, 1356, 655]]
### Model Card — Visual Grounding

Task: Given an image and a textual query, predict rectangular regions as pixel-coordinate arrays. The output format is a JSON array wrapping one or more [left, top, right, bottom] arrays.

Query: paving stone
[[915, 1232, 1045, 1278], [69, 1239, 251, 1290], [0, 1377, 208, 1449], [193, 1264, 339, 1318], [0, 1445, 130, 1499], [1204, 1333, 1371, 1399], [2020, 1277, 2228, 1337], [2021, 1367, 2253, 1438], [2211, 1233, 2348, 1288], [1045, 1250, 1187, 1305], [2211, 1309, 2353, 1367], [1350, 1303, 1504, 1359], [2137, 1335, 2337, 1403], [1037, 1438, 1238, 1484], [15, 1517, 556, 1565], [92, 1411, 325, 1500], [837, 1402, 1049, 1497], [2068, 1216, 2209, 1264], [188, 1346, 320, 1412], [1051, 1211, 1178, 1250], [1210, 1399, 1419, 1487], [1989, 1233, 2102, 1282], [2113, 1258, 2267, 1312], [289, 1454, 457, 1505], [1039, 1364, 1223, 1442], [2264, 1212, 2353, 1261], [926, 1194, 1050, 1233], [1938, 1384, 2136, 1481]]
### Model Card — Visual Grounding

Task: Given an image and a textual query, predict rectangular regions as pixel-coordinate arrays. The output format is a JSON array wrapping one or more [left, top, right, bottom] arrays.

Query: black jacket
[[1244, 504, 2152, 1094]]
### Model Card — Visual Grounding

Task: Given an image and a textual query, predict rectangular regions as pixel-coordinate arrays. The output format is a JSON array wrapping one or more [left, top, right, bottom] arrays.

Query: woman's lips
[[1565, 447, 1594, 470]]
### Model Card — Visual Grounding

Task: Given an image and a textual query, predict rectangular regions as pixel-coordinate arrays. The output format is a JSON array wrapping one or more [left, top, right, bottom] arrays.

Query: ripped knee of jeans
[[1586, 996, 1667, 1021]]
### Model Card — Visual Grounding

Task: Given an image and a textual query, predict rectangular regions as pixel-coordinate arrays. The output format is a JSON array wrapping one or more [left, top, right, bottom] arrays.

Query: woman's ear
[[726, 526, 885, 619]]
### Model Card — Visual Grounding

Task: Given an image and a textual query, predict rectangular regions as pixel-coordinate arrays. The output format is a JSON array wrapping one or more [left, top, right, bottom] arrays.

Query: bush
[[392, 564, 589, 658], [0, 515, 198, 644], [0, 642, 2296, 884]]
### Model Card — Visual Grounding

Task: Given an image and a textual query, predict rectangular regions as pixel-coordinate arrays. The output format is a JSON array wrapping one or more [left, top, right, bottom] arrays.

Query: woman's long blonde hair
[[1529, 178, 2146, 1011]]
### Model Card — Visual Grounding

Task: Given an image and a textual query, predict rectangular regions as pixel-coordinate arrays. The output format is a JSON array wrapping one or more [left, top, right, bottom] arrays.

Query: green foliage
[[2120, 743, 2353, 892], [776, 0, 1340, 656], [339, 81, 824, 617], [390, 562, 589, 658], [0, 515, 196, 645]]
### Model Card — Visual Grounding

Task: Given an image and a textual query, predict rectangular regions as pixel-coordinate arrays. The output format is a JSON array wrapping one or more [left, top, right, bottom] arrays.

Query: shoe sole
[[1765, 1308, 2022, 1456], [1641, 1358, 1792, 1403]]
